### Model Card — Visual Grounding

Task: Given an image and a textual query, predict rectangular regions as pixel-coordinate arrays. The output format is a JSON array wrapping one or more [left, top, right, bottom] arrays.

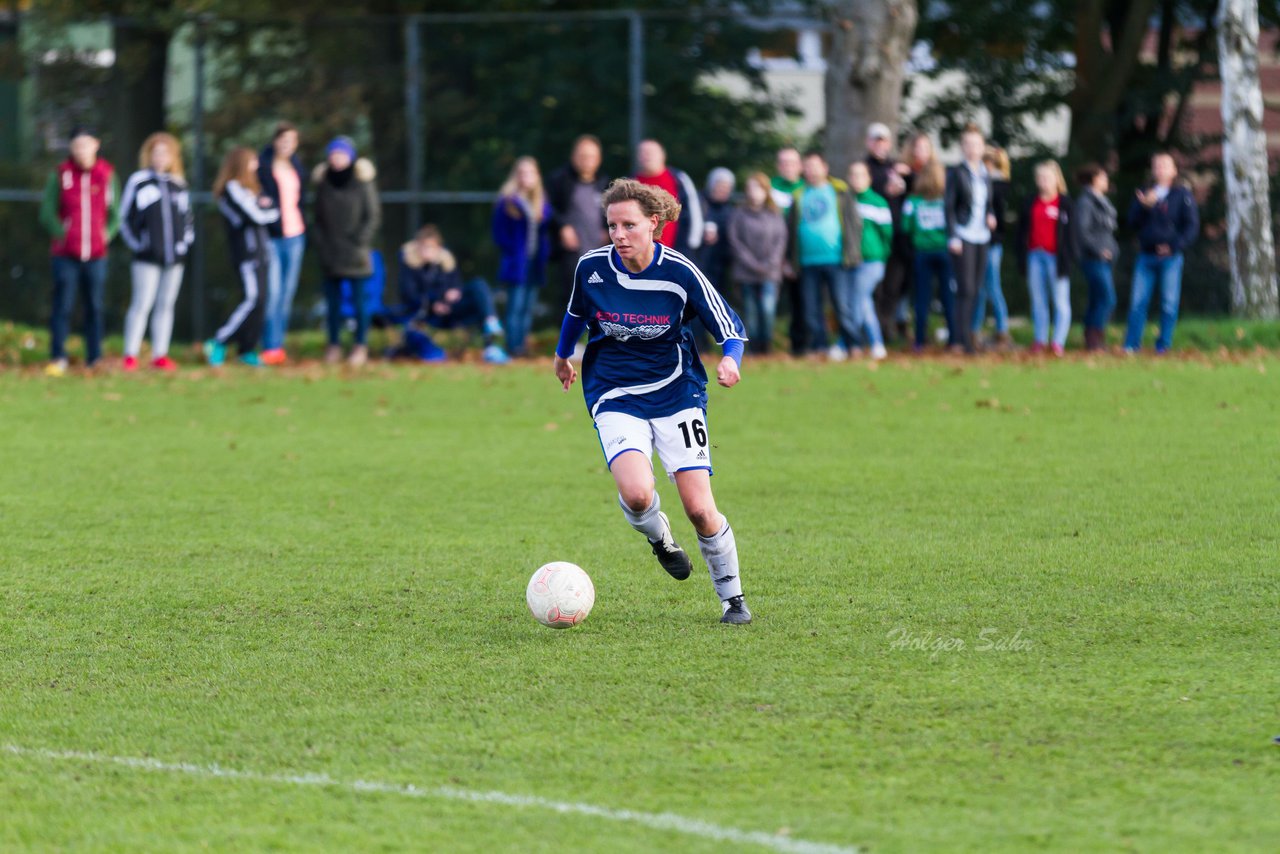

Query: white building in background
[[702, 25, 1071, 160]]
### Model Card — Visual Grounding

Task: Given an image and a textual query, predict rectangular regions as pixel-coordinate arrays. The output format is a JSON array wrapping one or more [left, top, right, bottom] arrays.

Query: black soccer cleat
[[719, 595, 752, 625], [647, 511, 692, 580]]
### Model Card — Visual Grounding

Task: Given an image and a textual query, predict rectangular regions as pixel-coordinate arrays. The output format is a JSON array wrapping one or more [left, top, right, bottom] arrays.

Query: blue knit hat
[[326, 136, 357, 161]]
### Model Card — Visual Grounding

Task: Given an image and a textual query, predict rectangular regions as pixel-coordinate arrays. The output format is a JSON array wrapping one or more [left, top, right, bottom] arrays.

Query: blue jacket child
[[393, 226, 508, 364]]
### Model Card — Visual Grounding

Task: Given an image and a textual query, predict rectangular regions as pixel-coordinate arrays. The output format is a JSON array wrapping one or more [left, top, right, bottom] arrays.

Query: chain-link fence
[[0, 8, 1241, 351]]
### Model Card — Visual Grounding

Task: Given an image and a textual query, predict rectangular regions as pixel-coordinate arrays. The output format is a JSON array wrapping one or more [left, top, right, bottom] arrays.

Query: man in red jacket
[[633, 139, 704, 258], [39, 126, 120, 375]]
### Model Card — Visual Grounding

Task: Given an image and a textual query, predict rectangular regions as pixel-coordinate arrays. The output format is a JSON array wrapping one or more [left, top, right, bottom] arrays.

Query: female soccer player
[[553, 178, 751, 624]]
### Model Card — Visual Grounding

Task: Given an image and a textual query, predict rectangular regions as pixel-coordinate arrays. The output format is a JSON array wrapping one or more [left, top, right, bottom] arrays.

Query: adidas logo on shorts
[[587, 271, 604, 284], [696, 449, 707, 460]]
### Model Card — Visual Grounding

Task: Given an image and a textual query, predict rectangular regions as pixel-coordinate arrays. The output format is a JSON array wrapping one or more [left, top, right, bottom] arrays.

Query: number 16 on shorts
[[594, 406, 712, 480]]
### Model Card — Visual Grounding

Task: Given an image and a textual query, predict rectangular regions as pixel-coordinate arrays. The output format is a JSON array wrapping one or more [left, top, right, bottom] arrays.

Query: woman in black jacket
[[313, 136, 381, 366], [943, 124, 997, 353], [119, 132, 193, 371]]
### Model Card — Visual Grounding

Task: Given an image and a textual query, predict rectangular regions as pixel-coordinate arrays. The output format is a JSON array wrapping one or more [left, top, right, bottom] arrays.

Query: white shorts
[[594, 407, 712, 481]]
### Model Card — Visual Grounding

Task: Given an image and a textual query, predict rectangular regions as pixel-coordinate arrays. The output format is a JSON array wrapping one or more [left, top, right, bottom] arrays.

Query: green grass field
[[1, 355, 1277, 852]]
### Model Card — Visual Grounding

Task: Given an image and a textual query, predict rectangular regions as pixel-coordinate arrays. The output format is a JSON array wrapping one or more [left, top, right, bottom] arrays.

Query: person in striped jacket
[[38, 126, 119, 376], [119, 132, 194, 372], [204, 147, 279, 367]]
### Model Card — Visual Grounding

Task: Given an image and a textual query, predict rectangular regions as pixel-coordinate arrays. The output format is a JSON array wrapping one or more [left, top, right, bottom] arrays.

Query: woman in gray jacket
[[728, 172, 788, 354], [1073, 163, 1119, 351]]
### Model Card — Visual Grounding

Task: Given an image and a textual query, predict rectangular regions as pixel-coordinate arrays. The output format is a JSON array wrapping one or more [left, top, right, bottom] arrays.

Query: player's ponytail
[[601, 178, 682, 232]]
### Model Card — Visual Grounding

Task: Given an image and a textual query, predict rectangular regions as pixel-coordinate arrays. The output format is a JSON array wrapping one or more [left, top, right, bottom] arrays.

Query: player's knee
[[685, 505, 719, 532], [619, 488, 653, 514]]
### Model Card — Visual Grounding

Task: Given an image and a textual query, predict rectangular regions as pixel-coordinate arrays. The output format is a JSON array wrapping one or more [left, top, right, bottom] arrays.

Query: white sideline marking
[[3, 744, 859, 854]]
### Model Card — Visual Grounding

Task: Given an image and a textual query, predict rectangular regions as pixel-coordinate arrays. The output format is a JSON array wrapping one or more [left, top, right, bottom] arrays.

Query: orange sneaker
[[152, 356, 178, 372], [122, 355, 139, 372], [260, 348, 287, 365]]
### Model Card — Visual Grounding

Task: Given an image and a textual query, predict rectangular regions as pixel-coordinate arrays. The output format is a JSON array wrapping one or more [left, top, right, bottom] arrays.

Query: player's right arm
[[554, 312, 586, 390], [554, 352, 578, 391]]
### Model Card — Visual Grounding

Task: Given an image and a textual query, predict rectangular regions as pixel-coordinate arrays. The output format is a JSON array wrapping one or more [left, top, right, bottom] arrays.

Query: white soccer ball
[[526, 562, 595, 628]]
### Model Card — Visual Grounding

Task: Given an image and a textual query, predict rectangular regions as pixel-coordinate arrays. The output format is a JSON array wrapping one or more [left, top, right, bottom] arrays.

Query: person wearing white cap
[[864, 123, 902, 197], [699, 167, 736, 295]]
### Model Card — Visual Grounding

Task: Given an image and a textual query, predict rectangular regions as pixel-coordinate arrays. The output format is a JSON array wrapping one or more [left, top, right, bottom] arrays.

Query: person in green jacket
[[846, 161, 892, 359], [770, 146, 807, 355], [900, 157, 956, 350]]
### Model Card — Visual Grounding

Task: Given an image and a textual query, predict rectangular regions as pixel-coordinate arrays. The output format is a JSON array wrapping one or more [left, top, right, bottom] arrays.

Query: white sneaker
[[827, 344, 848, 362], [871, 344, 888, 360]]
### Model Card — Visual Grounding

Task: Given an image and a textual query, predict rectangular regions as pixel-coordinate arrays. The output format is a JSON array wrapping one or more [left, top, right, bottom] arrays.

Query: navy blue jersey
[[567, 244, 746, 420]]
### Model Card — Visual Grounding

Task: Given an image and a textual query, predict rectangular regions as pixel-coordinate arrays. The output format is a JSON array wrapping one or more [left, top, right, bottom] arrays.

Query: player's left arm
[[682, 259, 746, 389], [717, 340, 742, 388]]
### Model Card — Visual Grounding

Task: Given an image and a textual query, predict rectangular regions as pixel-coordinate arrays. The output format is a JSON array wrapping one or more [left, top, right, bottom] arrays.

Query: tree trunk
[[1069, 0, 1157, 160], [110, 20, 171, 170], [1217, 0, 1279, 318], [823, 0, 917, 176]]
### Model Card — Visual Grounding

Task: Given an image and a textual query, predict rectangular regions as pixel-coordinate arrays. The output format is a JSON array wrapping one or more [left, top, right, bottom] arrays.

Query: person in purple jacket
[[1125, 152, 1200, 354], [492, 156, 551, 357], [728, 172, 788, 353]]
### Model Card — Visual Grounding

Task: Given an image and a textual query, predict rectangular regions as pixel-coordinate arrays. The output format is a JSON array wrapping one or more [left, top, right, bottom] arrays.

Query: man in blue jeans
[[785, 151, 859, 359], [1125, 153, 1199, 353], [38, 127, 119, 375]]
